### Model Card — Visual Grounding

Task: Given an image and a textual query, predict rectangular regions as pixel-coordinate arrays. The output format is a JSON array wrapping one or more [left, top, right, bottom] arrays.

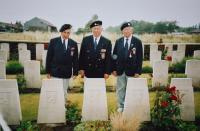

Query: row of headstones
[[152, 59, 200, 88], [0, 59, 42, 87], [0, 78, 195, 125], [150, 44, 200, 66], [1, 59, 200, 88], [1, 43, 200, 66], [0, 43, 47, 67]]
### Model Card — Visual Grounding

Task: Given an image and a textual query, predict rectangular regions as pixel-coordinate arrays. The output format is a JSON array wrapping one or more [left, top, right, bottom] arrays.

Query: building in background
[[24, 17, 57, 32], [0, 21, 23, 32]]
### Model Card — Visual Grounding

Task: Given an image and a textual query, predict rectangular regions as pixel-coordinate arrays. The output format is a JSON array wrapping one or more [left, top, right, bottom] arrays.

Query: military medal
[[100, 49, 106, 59], [132, 48, 136, 55], [129, 50, 132, 58], [71, 47, 75, 56]]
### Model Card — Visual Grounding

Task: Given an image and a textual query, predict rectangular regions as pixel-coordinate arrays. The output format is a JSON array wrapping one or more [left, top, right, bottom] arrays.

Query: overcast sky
[[1, 0, 200, 30]]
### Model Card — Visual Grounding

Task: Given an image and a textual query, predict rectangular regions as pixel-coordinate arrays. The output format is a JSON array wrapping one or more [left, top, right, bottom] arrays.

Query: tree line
[[76, 14, 200, 35]]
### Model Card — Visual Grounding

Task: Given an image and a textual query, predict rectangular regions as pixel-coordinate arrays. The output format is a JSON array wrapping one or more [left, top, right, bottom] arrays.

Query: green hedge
[[169, 57, 199, 73], [6, 61, 23, 74], [17, 74, 26, 93], [142, 66, 153, 73]]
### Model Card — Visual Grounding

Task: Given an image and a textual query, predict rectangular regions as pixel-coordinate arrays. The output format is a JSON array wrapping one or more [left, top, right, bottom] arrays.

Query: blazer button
[[89, 64, 91, 66]]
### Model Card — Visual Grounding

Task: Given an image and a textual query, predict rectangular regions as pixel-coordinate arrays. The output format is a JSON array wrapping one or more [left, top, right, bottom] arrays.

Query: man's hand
[[112, 71, 117, 76], [134, 73, 140, 78], [80, 70, 85, 78], [47, 74, 51, 79], [104, 74, 109, 79]]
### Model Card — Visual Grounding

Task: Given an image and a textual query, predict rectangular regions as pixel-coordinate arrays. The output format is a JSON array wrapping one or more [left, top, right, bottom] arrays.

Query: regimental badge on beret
[[90, 20, 102, 28], [60, 24, 72, 32], [120, 22, 132, 31]]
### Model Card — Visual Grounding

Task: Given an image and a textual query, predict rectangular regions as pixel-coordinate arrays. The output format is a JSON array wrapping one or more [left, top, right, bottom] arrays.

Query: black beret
[[90, 20, 102, 28], [120, 22, 132, 31], [59, 24, 72, 32]]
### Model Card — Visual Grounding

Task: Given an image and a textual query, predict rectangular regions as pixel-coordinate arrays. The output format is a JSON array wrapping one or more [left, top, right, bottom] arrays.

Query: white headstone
[[36, 44, 44, 60], [177, 44, 186, 55], [123, 78, 150, 121], [0, 60, 6, 79], [0, 79, 22, 125], [0, 43, 10, 60], [185, 60, 200, 88], [150, 51, 162, 66], [18, 43, 27, 51], [19, 50, 31, 67], [82, 78, 108, 121], [172, 51, 185, 64], [37, 79, 66, 124], [0, 50, 7, 63], [170, 78, 195, 121], [42, 50, 47, 69], [193, 50, 200, 59], [152, 60, 169, 87], [150, 44, 158, 53], [24, 60, 41, 88]]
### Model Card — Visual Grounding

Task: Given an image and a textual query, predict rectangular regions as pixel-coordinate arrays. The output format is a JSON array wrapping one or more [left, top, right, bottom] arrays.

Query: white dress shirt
[[61, 37, 68, 50], [93, 35, 101, 45], [124, 35, 132, 49]]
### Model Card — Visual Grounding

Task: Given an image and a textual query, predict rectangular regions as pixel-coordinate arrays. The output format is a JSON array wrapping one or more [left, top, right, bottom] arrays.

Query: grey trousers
[[51, 77, 69, 99], [116, 73, 129, 109]]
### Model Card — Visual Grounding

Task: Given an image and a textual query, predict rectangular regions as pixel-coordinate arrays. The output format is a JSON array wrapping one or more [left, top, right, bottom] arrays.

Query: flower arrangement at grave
[[151, 85, 184, 129], [165, 55, 172, 62], [162, 46, 172, 62]]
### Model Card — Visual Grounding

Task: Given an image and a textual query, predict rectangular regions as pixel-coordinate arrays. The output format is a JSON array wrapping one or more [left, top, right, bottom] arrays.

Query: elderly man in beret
[[112, 22, 143, 112], [79, 20, 112, 79], [46, 24, 79, 99]]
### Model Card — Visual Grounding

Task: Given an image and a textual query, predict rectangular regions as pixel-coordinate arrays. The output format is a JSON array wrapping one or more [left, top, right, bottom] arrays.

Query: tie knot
[[63, 39, 65, 44], [126, 38, 128, 42]]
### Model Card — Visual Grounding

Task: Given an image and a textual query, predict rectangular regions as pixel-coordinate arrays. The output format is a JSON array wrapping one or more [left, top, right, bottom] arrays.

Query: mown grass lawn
[[20, 92, 200, 121]]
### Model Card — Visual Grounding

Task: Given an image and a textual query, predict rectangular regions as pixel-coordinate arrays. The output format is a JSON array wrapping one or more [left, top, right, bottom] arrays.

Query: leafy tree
[[167, 21, 179, 33], [152, 22, 168, 34], [15, 21, 23, 32], [105, 26, 121, 34], [130, 20, 154, 34]]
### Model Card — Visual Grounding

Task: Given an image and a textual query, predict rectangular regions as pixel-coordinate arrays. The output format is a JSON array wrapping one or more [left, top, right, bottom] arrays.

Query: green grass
[[20, 92, 200, 121], [20, 93, 40, 121]]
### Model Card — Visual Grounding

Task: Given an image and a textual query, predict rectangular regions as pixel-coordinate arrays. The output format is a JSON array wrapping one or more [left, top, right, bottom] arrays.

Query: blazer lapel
[[67, 39, 71, 50], [119, 38, 125, 52], [58, 37, 66, 52], [129, 36, 135, 50], [90, 36, 95, 50]]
